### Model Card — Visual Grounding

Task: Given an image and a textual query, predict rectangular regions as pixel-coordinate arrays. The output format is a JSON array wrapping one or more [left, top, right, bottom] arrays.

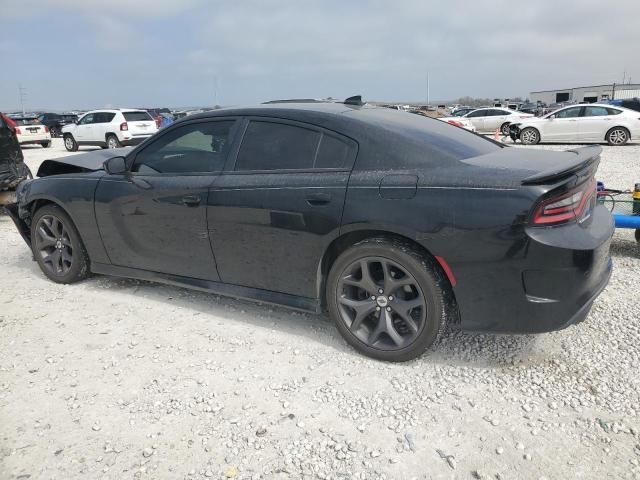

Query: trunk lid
[[457, 145, 601, 188]]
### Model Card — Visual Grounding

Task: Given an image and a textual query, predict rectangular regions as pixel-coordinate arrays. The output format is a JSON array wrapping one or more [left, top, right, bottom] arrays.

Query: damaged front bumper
[[0, 161, 31, 205], [3, 180, 33, 247], [509, 123, 521, 143]]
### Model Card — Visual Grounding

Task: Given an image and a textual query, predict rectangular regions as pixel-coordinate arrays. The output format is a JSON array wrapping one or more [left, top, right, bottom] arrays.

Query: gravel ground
[[1, 138, 639, 480]]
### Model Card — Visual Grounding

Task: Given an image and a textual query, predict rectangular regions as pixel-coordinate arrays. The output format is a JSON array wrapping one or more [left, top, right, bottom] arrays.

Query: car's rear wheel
[[106, 134, 121, 149], [63, 134, 78, 152], [327, 237, 447, 361], [606, 127, 629, 146], [500, 122, 511, 136], [41, 141, 51, 148], [31, 204, 89, 284], [520, 127, 540, 145]]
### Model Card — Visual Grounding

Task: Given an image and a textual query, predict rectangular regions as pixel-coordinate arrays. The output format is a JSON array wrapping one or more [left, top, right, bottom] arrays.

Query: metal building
[[530, 84, 640, 105]]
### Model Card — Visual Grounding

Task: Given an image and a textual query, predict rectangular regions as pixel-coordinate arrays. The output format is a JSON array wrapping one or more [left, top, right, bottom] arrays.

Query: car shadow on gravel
[[610, 235, 640, 258]]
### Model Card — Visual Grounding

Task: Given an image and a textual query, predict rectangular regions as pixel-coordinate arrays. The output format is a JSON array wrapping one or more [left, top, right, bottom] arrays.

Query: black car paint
[[6, 103, 614, 334]]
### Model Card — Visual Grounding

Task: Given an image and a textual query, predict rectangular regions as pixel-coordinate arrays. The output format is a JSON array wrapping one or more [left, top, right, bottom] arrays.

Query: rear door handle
[[182, 194, 201, 207], [306, 192, 331, 206]]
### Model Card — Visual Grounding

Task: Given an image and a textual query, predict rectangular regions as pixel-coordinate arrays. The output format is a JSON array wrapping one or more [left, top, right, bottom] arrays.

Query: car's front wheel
[[63, 134, 78, 152], [606, 127, 629, 146], [31, 204, 90, 284], [520, 127, 540, 145], [327, 237, 448, 361], [106, 134, 121, 149]]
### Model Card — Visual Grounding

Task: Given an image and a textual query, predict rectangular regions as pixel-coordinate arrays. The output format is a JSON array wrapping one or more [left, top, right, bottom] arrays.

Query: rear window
[[346, 107, 502, 169], [124, 111, 154, 122], [14, 118, 40, 126]]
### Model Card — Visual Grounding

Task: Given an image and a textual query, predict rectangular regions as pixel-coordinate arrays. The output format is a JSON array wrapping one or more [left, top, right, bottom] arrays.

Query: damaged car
[[5, 99, 614, 361], [0, 113, 32, 206]]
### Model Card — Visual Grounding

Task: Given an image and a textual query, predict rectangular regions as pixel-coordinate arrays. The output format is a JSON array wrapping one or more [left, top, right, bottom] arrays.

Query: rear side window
[[235, 121, 320, 171], [315, 134, 353, 169], [124, 111, 154, 122], [94, 112, 116, 123], [466, 109, 487, 118], [584, 106, 609, 117], [606, 108, 622, 115]]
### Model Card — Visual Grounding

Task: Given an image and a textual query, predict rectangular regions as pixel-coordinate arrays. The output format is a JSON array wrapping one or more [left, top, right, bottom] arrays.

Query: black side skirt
[[90, 262, 321, 313]]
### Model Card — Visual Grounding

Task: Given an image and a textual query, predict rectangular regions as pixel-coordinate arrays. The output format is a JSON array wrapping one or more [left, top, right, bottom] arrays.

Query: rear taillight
[[15, 127, 21, 134], [532, 180, 595, 225], [44, 126, 49, 133], [447, 120, 465, 127], [155, 118, 161, 128], [120, 122, 128, 131]]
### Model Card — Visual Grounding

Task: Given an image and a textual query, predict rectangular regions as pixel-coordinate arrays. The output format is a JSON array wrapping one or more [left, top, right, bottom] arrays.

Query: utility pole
[[426, 73, 430, 107], [213, 75, 218, 107], [19, 84, 27, 116]]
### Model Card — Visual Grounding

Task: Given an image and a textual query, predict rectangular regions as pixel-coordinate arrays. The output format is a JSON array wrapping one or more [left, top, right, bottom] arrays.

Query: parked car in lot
[[0, 113, 32, 205], [13, 117, 51, 148], [608, 98, 640, 113], [62, 109, 158, 151], [37, 112, 75, 137], [438, 117, 476, 132], [441, 107, 533, 135], [510, 104, 640, 145], [5, 100, 613, 361]]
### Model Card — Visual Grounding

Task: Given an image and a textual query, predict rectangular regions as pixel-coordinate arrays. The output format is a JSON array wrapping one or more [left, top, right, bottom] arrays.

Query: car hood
[[37, 148, 129, 177]]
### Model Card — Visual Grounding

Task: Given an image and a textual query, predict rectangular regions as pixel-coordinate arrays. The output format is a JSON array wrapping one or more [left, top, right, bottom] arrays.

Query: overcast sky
[[1, 0, 638, 111]]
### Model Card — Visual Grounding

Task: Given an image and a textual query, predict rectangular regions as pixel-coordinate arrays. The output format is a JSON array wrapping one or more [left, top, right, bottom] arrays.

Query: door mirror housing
[[103, 156, 127, 174]]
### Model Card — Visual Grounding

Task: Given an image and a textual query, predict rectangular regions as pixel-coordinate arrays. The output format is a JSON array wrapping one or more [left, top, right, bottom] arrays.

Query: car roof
[[82, 108, 149, 114]]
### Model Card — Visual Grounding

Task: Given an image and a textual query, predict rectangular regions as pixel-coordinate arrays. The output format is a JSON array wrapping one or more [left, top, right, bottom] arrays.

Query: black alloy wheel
[[327, 237, 448, 361], [31, 205, 89, 283]]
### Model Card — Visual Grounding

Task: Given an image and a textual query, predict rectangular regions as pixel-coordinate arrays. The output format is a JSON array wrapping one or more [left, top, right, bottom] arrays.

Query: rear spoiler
[[521, 145, 602, 185]]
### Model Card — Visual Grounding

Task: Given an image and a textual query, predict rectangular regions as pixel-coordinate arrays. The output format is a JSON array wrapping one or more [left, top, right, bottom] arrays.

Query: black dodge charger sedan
[[5, 98, 613, 361]]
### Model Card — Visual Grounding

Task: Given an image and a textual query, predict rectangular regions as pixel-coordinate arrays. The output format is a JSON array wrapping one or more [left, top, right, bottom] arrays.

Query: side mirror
[[103, 156, 127, 174]]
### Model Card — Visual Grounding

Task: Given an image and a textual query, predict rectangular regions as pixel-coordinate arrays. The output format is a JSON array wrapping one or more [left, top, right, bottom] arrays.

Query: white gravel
[[1, 138, 639, 480]]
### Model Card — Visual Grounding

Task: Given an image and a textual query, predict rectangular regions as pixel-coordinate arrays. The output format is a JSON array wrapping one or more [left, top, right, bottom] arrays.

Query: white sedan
[[440, 107, 533, 135], [510, 104, 640, 146]]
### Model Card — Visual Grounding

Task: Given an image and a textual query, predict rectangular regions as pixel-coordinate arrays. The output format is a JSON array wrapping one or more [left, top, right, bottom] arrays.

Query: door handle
[[305, 192, 331, 206], [182, 195, 201, 206]]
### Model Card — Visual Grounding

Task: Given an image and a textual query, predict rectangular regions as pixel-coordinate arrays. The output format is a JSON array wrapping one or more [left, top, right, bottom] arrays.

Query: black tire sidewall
[[107, 135, 121, 148], [607, 127, 629, 146], [500, 122, 510, 135], [64, 134, 78, 152], [31, 205, 89, 284], [520, 127, 539, 145], [327, 239, 446, 361]]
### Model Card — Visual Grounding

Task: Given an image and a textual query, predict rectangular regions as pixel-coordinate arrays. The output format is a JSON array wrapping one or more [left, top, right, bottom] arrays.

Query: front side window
[[132, 121, 235, 174], [554, 107, 582, 119], [235, 121, 320, 171], [78, 114, 94, 125]]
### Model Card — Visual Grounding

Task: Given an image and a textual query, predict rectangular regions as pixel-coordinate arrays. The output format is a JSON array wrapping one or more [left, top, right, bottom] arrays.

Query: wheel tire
[[41, 141, 52, 148], [326, 237, 448, 362], [31, 204, 90, 284], [520, 127, 540, 145], [106, 134, 121, 149], [500, 122, 511, 136], [606, 127, 629, 146], [63, 134, 78, 152], [635, 229, 640, 243]]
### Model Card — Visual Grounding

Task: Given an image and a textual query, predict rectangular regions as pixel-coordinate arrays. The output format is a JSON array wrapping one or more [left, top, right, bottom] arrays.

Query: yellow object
[[225, 466, 237, 478]]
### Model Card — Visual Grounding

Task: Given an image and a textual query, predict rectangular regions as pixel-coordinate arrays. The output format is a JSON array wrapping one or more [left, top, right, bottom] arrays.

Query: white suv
[[62, 109, 158, 151]]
